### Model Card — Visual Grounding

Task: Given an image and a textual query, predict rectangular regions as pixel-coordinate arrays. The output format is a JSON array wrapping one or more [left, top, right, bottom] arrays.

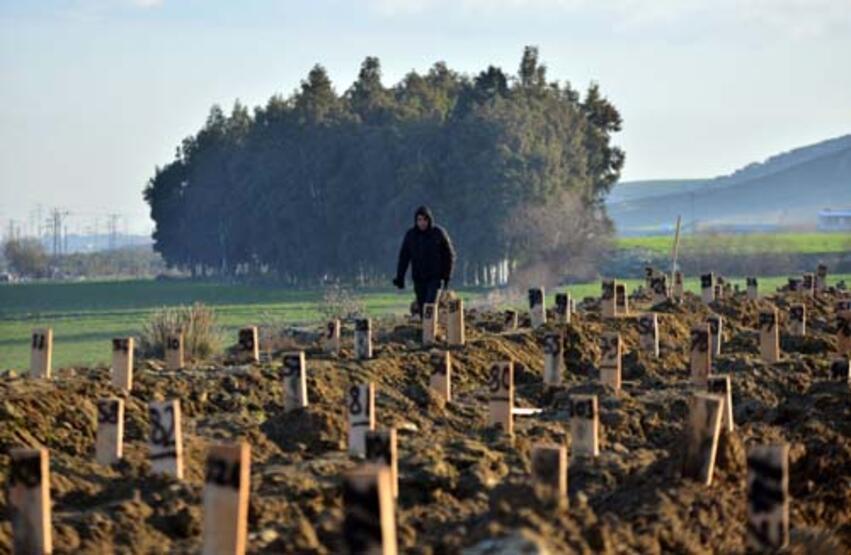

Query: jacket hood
[[414, 205, 434, 228]]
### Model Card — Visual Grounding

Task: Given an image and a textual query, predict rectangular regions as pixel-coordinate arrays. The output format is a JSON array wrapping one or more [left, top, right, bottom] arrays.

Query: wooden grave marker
[[366, 429, 398, 499], [343, 465, 397, 555], [429, 350, 451, 402], [9, 447, 52, 555], [707, 375, 734, 433], [837, 310, 851, 355], [96, 398, 124, 465], [487, 361, 514, 435], [528, 287, 546, 329], [746, 277, 759, 300], [673, 271, 684, 301], [601, 279, 616, 318], [644, 266, 654, 290], [615, 283, 629, 316], [707, 314, 723, 357], [202, 442, 251, 555], [747, 444, 789, 551], [789, 304, 806, 336], [282, 352, 308, 411], [801, 272, 815, 297], [30, 328, 53, 379], [354, 319, 373, 360], [111, 337, 134, 391], [422, 303, 437, 346], [681, 393, 723, 486], [348, 383, 375, 457], [650, 274, 668, 305], [690, 324, 711, 385], [531, 444, 567, 507], [149, 399, 183, 479], [542, 333, 564, 386], [237, 326, 259, 363], [568, 394, 599, 458], [815, 263, 828, 292], [554, 292, 571, 324], [700, 273, 715, 304], [638, 313, 659, 358], [324, 319, 341, 354], [165, 333, 184, 371], [787, 277, 802, 294], [503, 310, 518, 332], [446, 298, 465, 346], [599, 332, 622, 390], [713, 283, 723, 301], [759, 308, 780, 364]]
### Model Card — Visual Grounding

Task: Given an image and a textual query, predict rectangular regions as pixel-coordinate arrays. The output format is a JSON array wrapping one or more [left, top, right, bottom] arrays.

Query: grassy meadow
[[2, 272, 848, 370], [616, 232, 851, 255]]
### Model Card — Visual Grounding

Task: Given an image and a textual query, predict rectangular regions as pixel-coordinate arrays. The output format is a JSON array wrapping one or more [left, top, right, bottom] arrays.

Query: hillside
[[609, 134, 851, 234]]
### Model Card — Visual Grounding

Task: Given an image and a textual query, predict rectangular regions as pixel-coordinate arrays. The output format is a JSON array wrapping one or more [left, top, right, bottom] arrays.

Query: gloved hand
[[392, 277, 404, 290]]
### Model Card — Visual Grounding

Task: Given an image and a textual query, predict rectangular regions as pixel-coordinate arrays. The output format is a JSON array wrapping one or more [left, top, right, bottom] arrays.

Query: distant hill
[[609, 134, 851, 235]]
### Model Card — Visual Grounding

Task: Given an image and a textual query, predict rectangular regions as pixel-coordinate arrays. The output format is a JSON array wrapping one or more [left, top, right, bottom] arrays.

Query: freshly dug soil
[[1, 288, 849, 553]]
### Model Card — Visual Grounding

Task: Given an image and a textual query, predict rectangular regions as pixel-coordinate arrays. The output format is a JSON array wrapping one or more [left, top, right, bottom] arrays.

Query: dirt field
[[1, 286, 849, 553]]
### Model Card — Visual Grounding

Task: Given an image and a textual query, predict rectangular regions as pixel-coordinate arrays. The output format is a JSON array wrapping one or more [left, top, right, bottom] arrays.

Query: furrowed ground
[[0, 281, 849, 552]]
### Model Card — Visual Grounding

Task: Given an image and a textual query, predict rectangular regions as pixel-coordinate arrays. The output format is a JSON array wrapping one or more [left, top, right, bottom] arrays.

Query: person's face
[[416, 214, 429, 231]]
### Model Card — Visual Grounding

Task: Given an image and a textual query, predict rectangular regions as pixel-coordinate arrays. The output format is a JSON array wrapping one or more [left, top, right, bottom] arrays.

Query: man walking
[[393, 206, 456, 315]]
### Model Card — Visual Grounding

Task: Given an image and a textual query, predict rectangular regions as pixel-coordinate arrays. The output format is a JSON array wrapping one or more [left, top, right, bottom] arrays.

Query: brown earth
[[1, 288, 849, 554]]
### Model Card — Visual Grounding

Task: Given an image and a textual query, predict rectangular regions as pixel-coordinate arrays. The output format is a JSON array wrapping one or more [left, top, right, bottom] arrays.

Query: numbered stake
[[446, 298, 465, 346], [599, 332, 622, 390], [165, 333, 184, 371], [324, 319, 341, 354], [111, 337, 134, 391], [487, 361, 514, 435], [815, 264, 828, 292], [650, 275, 668, 306], [706, 314, 723, 357], [568, 395, 599, 458], [366, 429, 398, 499], [601, 279, 616, 318], [788, 304, 806, 336], [528, 288, 546, 329], [30, 328, 53, 379], [681, 393, 723, 485], [9, 447, 52, 555], [554, 293, 571, 324], [700, 273, 715, 304], [542, 333, 564, 386], [343, 465, 397, 555], [615, 283, 629, 316], [422, 303, 438, 346], [638, 313, 659, 358], [746, 277, 759, 300], [354, 319, 373, 360], [348, 383, 376, 457], [801, 273, 815, 297], [282, 352, 308, 411], [837, 311, 851, 355], [690, 324, 712, 385], [530, 444, 567, 507], [429, 350, 451, 402], [96, 398, 124, 465], [202, 442, 251, 555], [747, 444, 789, 551], [759, 308, 780, 364], [237, 327, 259, 363], [503, 310, 518, 332], [148, 400, 183, 479], [706, 375, 734, 433]]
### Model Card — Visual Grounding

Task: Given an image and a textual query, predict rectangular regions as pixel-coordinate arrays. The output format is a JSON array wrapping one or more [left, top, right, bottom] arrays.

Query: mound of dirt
[[1, 288, 849, 553]]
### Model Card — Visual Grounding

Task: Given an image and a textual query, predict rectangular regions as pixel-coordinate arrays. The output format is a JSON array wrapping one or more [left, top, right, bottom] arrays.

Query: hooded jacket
[[396, 206, 456, 284]]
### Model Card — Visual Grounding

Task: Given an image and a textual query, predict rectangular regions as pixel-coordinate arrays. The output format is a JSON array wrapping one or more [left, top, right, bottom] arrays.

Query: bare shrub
[[317, 282, 366, 322], [505, 189, 613, 290], [140, 303, 222, 360]]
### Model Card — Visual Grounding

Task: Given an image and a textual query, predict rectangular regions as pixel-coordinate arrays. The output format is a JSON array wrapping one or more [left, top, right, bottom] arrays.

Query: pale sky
[[1, 0, 850, 235]]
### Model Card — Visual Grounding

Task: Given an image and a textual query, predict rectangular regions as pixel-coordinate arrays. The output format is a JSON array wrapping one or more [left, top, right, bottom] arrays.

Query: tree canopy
[[143, 47, 624, 285]]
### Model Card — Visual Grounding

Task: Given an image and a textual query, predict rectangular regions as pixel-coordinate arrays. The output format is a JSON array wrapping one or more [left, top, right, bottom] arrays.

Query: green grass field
[[616, 232, 851, 255], [2, 274, 848, 370]]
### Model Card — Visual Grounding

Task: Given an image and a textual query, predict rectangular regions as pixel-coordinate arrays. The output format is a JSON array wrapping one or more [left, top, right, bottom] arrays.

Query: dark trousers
[[414, 279, 442, 315]]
